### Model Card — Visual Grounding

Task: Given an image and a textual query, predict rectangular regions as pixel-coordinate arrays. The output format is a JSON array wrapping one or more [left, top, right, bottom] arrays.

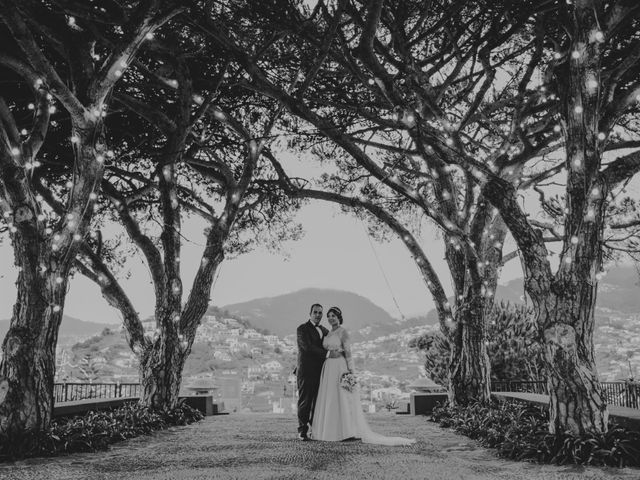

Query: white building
[[263, 360, 282, 372]]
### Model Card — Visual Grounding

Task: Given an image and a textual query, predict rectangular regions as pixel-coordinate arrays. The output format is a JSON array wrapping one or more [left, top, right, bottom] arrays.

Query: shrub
[[0, 401, 203, 462], [430, 400, 640, 468], [410, 302, 546, 387]]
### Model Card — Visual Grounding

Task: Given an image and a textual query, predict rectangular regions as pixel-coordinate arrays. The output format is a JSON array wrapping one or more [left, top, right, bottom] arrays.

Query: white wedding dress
[[310, 326, 416, 446]]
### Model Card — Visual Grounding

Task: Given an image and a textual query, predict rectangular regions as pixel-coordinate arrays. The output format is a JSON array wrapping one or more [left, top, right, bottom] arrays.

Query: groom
[[296, 303, 330, 441]]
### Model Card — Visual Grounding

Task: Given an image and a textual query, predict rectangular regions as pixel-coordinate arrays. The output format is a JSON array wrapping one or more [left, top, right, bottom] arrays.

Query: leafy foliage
[[431, 402, 640, 467], [0, 402, 203, 462], [430, 400, 640, 467], [410, 302, 545, 386]]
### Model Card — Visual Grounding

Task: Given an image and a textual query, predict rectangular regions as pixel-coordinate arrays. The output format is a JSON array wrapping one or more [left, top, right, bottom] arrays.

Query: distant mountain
[[0, 315, 112, 345], [222, 288, 417, 341]]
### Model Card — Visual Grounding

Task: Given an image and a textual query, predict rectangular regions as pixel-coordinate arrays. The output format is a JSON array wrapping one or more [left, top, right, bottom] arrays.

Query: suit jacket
[[296, 321, 329, 375]]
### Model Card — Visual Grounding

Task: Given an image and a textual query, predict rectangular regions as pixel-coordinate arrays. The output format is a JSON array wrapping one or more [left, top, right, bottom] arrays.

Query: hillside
[[0, 315, 112, 347], [221, 288, 423, 341]]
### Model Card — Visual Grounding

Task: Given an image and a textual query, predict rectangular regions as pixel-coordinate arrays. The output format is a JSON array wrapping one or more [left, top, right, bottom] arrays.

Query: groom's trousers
[[297, 369, 322, 434]]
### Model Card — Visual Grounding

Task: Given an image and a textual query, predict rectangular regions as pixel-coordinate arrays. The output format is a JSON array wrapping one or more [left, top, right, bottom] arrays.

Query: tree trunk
[[0, 258, 66, 436], [448, 295, 491, 405], [139, 331, 186, 410], [540, 284, 608, 435]]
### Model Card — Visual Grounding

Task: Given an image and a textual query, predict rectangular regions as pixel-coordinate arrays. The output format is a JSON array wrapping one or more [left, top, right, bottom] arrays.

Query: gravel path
[[1, 413, 637, 480]]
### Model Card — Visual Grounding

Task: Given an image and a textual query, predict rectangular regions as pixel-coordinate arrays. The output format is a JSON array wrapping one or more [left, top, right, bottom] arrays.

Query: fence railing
[[491, 380, 640, 409], [53, 382, 140, 403], [53, 380, 640, 409]]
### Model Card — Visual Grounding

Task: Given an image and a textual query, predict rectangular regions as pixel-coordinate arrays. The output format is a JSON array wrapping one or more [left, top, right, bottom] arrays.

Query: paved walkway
[[1, 413, 638, 480]]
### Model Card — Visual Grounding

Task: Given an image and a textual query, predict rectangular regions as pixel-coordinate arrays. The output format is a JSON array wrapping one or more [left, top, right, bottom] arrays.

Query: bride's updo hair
[[327, 306, 343, 324]]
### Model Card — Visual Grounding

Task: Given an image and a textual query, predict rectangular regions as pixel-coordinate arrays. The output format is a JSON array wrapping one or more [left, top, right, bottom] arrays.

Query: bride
[[310, 306, 416, 446]]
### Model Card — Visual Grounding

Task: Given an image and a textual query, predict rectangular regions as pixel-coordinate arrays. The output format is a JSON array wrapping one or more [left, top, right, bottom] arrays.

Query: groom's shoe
[[297, 432, 309, 441]]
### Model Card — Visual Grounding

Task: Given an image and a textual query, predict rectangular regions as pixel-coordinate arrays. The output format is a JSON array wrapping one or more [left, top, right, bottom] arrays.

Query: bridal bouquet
[[340, 372, 358, 392]]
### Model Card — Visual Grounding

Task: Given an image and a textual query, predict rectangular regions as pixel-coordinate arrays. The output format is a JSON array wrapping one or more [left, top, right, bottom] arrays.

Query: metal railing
[[491, 380, 640, 409], [53, 382, 140, 403], [491, 380, 547, 395]]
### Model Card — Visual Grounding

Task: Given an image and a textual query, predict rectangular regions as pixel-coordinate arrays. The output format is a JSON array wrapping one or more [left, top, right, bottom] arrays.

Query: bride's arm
[[341, 329, 355, 372]]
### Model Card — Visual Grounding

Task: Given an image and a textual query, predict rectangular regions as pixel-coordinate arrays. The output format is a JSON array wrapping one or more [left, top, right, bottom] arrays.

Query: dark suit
[[296, 320, 328, 435]]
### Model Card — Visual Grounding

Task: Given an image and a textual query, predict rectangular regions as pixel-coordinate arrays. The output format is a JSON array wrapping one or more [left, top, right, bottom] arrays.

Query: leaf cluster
[[0, 401, 203, 462], [431, 399, 640, 467]]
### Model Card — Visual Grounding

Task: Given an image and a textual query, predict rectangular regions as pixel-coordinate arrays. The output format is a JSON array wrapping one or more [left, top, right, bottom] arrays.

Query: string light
[[571, 50, 580, 60], [11, 147, 19, 155], [27, 103, 34, 110], [597, 132, 606, 140], [594, 31, 604, 42], [145, 32, 154, 40], [570, 236, 579, 244], [48, 106, 56, 114], [53, 305, 61, 312], [574, 106, 583, 114]]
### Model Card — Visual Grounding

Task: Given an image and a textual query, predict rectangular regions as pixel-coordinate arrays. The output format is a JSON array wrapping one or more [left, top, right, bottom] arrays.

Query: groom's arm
[[297, 326, 326, 360]]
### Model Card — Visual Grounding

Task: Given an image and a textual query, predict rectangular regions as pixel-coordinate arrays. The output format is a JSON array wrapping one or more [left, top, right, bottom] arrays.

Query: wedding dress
[[310, 326, 416, 446]]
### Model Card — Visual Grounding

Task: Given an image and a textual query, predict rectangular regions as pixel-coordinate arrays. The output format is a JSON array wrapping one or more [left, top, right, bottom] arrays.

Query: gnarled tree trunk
[[448, 294, 491, 405], [0, 247, 67, 436], [139, 331, 186, 410], [539, 280, 607, 434]]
